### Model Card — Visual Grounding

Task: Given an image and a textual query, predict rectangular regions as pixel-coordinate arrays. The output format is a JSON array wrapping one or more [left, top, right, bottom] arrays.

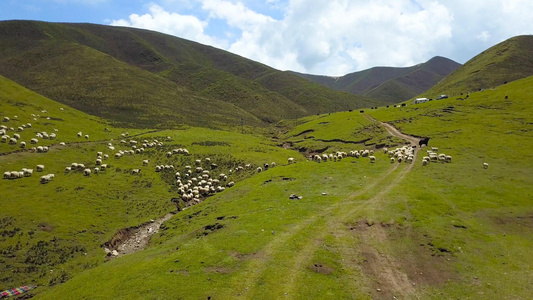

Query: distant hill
[[291, 56, 461, 104], [421, 35, 533, 97], [0, 20, 375, 128]]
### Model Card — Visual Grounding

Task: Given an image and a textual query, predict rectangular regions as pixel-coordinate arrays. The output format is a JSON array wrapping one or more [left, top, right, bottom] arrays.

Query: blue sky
[[1, 0, 532, 76]]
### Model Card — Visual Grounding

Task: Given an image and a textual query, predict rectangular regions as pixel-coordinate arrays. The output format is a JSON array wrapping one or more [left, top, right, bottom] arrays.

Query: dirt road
[[219, 117, 423, 299]]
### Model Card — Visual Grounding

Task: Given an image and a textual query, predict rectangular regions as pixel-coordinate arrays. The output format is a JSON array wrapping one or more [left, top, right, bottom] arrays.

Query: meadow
[[1, 75, 532, 299]]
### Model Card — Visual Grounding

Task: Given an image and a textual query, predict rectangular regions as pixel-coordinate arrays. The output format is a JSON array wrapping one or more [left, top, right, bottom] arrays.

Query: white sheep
[[288, 157, 295, 164], [257, 167, 262, 173], [84, 134, 89, 139], [23, 169, 33, 177], [369, 156, 376, 163], [30, 138, 38, 144], [83, 168, 91, 176], [3, 171, 11, 179], [40, 174, 54, 184], [483, 162, 488, 169], [131, 169, 141, 175], [19, 141, 27, 148], [36, 165, 45, 172], [143, 159, 149, 166]]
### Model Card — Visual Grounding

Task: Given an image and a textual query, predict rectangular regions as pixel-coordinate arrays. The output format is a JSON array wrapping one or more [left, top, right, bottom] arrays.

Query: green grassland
[[0, 75, 304, 294], [1, 67, 533, 299], [12, 76, 529, 299]]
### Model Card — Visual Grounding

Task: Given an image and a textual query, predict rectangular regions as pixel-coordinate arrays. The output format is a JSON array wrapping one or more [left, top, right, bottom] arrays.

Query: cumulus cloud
[[109, 0, 533, 75], [110, 4, 225, 48]]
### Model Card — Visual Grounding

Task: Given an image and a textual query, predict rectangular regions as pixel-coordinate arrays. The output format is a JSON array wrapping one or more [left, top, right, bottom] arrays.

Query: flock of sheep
[[4, 107, 493, 212]]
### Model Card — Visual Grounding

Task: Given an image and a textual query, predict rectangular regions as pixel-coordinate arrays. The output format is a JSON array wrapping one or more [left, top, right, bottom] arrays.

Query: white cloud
[[476, 31, 491, 42], [110, 4, 225, 48], [108, 0, 533, 75]]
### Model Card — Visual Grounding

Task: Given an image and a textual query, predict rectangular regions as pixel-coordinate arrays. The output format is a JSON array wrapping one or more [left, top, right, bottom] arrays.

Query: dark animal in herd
[[419, 137, 430, 147]]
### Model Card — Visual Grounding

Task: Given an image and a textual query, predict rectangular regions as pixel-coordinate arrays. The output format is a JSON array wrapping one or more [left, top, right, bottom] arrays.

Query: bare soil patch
[[352, 220, 455, 299], [103, 212, 174, 259], [205, 266, 233, 274], [309, 263, 334, 275]]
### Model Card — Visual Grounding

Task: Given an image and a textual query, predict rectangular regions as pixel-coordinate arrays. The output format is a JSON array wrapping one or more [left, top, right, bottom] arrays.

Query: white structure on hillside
[[414, 97, 429, 104]]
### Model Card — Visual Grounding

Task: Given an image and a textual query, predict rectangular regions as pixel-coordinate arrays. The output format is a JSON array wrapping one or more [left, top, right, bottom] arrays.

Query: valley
[[0, 22, 532, 299]]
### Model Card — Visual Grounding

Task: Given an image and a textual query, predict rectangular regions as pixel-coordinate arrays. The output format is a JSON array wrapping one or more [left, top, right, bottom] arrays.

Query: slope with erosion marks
[[0, 76, 304, 296], [35, 76, 533, 299], [0, 20, 374, 127], [280, 111, 406, 156]]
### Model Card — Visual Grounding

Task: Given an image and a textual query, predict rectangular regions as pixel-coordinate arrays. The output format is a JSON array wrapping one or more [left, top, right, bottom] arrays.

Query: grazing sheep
[[95, 159, 102, 165], [445, 155, 452, 163], [115, 153, 122, 159], [390, 157, 395, 163], [23, 169, 33, 177], [94, 167, 99, 174], [13, 133, 20, 140], [288, 157, 295, 164], [483, 162, 489, 169], [143, 159, 149, 166], [155, 166, 162, 172], [369, 156, 376, 163], [422, 159, 430, 166], [77, 132, 82, 137], [131, 169, 141, 175], [65, 167, 71, 173], [2, 135, 9, 143], [100, 164, 108, 171], [227, 181, 235, 187], [10, 171, 23, 179], [9, 137, 17, 145], [257, 167, 262, 173], [36, 165, 45, 172], [30, 138, 38, 144], [83, 168, 91, 176], [3, 171, 11, 179]]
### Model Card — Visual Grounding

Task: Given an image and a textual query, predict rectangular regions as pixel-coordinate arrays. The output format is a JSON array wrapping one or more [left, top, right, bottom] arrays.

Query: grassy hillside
[[22, 77, 533, 298], [0, 76, 303, 293], [0, 20, 373, 127], [292, 56, 461, 104], [422, 35, 533, 97]]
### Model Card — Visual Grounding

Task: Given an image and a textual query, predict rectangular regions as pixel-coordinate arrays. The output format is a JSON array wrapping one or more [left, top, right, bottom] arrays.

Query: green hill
[[0, 20, 373, 128], [0, 75, 303, 292], [2, 73, 530, 298], [422, 35, 533, 97], [291, 56, 461, 104]]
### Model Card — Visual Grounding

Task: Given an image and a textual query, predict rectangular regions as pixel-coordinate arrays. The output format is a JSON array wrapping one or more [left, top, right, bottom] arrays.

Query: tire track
[[271, 117, 421, 299]]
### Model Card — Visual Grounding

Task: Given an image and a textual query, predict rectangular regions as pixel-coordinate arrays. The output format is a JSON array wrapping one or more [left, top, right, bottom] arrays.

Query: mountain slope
[[0, 20, 374, 127], [422, 35, 533, 97], [292, 56, 461, 104]]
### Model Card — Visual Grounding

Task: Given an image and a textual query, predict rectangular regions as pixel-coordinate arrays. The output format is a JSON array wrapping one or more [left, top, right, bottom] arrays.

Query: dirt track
[[218, 117, 424, 299]]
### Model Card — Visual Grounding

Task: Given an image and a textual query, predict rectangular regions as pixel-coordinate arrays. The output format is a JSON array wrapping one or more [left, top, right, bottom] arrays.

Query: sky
[[1, 0, 532, 76]]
